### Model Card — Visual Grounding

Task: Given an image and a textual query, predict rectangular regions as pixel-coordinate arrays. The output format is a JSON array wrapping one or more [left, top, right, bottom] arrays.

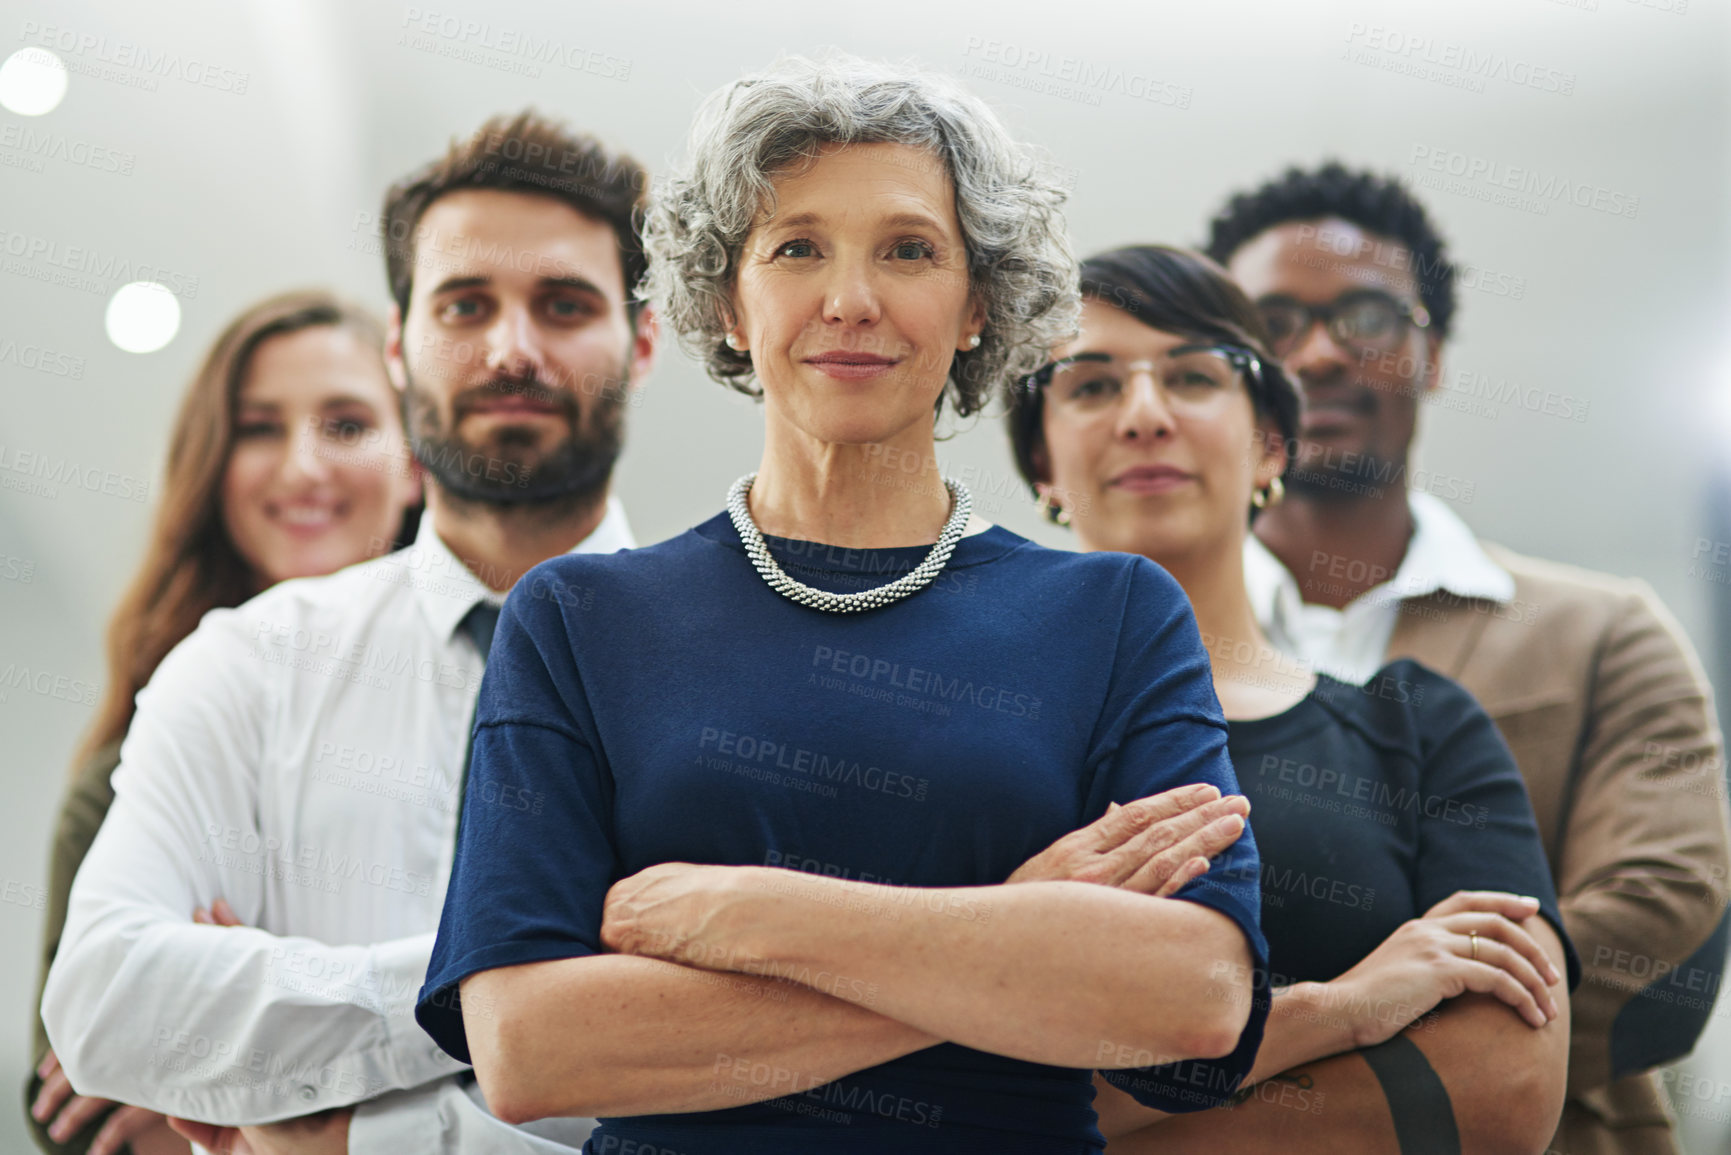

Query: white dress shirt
[[43, 498, 634, 1153], [1243, 490, 1515, 684]]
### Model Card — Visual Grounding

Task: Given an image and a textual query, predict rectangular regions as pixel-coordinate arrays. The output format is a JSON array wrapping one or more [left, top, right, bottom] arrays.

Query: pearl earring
[[967, 334, 982, 349], [725, 333, 743, 351]]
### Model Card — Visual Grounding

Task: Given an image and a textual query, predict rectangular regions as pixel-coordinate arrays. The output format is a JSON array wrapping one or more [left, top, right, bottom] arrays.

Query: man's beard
[[1282, 446, 1404, 503], [402, 358, 628, 511], [1283, 371, 1401, 503]]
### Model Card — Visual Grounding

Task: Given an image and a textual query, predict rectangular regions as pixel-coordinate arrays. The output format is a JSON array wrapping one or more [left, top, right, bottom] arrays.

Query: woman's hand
[[33, 1049, 186, 1155], [601, 862, 757, 963], [1325, 890, 1563, 1049], [193, 897, 244, 927], [1008, 784, 1249, 897], [28, 891, 243, 1155]]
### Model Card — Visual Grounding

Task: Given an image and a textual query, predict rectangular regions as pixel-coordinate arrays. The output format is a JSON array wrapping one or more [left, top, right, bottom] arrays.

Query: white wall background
[[1, 0, 1727, 1148]]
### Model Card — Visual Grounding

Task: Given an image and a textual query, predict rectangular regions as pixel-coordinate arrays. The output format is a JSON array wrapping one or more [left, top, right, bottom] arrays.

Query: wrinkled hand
[[169, 1109, 350, 1155], [1008, 783, 1249, 897], [1328, 890, 1563, 1049], [32, 1049, 183, 1155], [601, 862, 747, 963]]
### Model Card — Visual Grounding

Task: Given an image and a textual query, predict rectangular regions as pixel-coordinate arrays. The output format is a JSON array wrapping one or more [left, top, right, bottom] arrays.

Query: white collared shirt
[[43, 498, 634, 1153], [1244, 490, 1514, 684]]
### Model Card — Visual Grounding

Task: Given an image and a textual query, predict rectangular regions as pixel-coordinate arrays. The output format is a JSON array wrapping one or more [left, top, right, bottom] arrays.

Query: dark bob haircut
[[1006, 244, 1301, 507]]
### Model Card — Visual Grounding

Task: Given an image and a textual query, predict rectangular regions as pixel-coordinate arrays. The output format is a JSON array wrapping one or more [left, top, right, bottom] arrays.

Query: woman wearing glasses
[[416, 58, 1270, 1154], [1007, 244, 1576, 1151]]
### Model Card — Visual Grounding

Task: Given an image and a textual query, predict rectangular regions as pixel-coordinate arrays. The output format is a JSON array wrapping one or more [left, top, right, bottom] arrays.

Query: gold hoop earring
[[1035, 489, 1072, 528]]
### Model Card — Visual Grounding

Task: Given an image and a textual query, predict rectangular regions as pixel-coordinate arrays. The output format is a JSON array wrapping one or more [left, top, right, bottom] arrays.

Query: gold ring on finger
[[1469, 932, 1480, 962]]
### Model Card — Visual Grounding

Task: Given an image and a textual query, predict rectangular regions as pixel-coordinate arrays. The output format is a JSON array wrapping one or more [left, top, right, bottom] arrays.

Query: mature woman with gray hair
[[418, 55, 1270, 1153]]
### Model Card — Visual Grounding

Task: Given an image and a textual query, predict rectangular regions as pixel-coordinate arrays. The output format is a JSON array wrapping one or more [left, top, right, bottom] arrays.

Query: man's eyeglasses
[[1255, 290, 1430, 357], [1021, 344, 1262, 417]]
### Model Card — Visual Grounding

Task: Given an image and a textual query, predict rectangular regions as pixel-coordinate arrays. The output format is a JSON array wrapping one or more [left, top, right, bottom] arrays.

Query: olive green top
[[32, 739, 121, 1065]]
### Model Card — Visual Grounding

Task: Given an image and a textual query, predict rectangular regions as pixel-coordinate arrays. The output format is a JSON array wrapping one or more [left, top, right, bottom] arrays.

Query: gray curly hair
[[641, 54, 1080, 417]]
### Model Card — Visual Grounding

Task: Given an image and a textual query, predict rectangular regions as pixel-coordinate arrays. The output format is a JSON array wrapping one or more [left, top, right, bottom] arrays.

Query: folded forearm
[[1240, 984, 1358, 1086], [466, 953, 939, 1120], [1094, 987, 1377, 1141], [44, 916, 454, 1123], [1108, 1048, 1394, 1154], [721, 876, 1251, 1067], [1110, 995, 1567, 1154]]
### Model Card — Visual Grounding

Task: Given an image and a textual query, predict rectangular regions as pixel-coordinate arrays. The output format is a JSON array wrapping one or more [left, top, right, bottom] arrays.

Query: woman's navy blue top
[[1227, 662, 1580, 990], [417, 513, 1271, 1154]]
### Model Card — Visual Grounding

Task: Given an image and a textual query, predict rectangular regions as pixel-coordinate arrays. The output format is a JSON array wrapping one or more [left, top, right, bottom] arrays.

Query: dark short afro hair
[[1006, 244, 1301, 508], [1203, 161, 1457, 340]]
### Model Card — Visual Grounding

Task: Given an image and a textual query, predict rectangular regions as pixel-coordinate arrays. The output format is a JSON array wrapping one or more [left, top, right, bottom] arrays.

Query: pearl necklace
[[725, 473, 973, 614]]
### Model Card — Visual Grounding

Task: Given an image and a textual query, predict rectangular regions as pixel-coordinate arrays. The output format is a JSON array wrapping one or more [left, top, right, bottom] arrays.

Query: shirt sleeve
[[417, 569, 617, 1063], [1087, 558, 1272, 1112], [1389, 661, 1583, 989], [1545, 585, 1729, 1089], [349, 1077, 596, 1154], [40, 609, 466, 1125]]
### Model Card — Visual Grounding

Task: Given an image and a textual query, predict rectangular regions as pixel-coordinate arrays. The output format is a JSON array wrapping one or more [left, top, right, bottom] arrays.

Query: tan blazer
[[1388, 542, 1731, 1155]]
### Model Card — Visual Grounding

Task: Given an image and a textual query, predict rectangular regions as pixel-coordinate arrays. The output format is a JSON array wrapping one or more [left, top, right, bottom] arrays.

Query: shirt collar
[[1243, 530, 1292, 627], [406, 494, 637, 643], [1243, 489, 1513, 622], [1388, 490, 1514, 605]]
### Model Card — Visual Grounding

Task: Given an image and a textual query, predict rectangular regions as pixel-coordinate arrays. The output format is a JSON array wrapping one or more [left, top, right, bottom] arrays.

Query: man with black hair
[[1206, 162, 1730, 1155]]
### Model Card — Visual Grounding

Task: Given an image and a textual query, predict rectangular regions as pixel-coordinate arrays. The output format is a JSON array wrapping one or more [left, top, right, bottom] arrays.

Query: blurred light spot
[[105, 283, 181, 354], [0, 48, 69, 116]]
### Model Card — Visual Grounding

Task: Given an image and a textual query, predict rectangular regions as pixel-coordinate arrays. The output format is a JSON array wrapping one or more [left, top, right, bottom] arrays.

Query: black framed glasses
[[1020, 343, 1263, 417], [1255, 290, 1431, 357]]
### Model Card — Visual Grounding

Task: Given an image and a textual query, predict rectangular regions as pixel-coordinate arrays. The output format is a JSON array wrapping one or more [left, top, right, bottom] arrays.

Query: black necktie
[[454, 602, 502, 828], [460, 601, 501, 664]]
